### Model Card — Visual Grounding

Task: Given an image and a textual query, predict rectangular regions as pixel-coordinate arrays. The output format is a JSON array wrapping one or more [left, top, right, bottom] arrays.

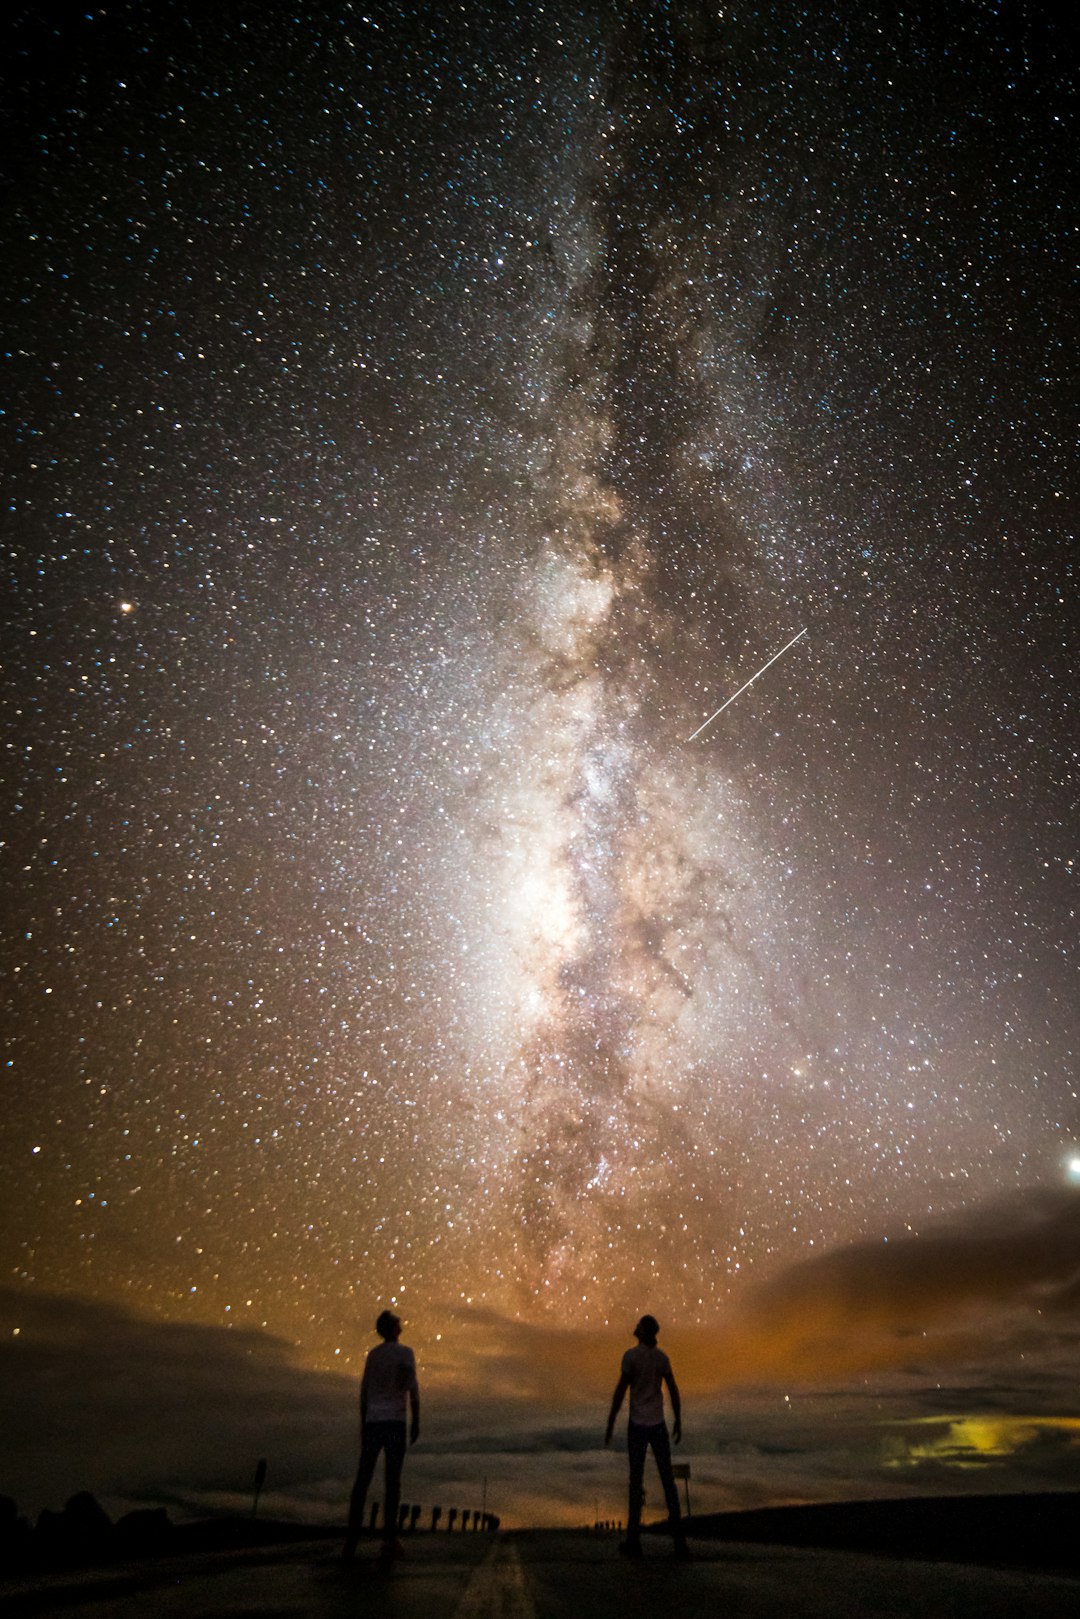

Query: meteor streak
[[687, 628, 808, 742]]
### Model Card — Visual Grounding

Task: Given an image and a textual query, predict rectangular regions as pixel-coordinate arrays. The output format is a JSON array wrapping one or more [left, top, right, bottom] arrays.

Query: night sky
[[4, 0, 1078, 1400]]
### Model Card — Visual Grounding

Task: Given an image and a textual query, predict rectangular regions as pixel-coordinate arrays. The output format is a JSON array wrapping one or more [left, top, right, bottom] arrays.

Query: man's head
[[375, 1310, 402, 1341], [634, 1314, 660, 1345]]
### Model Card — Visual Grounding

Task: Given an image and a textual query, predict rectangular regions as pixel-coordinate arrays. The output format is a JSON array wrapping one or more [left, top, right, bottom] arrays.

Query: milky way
[[3, 0, 1076, 1367]]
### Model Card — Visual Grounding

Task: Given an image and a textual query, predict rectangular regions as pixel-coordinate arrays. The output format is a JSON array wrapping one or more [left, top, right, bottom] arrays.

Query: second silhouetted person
[[604, 1313, 689, 1559]]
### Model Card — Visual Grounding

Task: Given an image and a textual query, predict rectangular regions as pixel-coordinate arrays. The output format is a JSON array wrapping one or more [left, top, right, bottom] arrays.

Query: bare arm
[[359, 1362, 369, 1427], [663, 1367, 682, 1444], [604, 1373, 630, 1446], [409, 1378, 420, 1444]]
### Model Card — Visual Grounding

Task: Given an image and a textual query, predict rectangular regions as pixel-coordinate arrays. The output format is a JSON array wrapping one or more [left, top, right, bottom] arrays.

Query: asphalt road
[[6, 1530, 1080, 1617]]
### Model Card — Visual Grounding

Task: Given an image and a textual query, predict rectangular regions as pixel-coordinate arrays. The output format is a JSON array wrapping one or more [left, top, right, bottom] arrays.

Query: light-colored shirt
[[621, 1342, 671, 1426], [361, 1340, 418, 1422]]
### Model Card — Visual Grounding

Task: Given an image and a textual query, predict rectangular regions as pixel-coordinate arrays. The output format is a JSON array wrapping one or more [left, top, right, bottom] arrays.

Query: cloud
[[0, 1288, 616, 1528], [720, 1186, 1080, 1383], [6, 1191, 1080, 1526], [428, 1189, 1080, 1404], [424, 1307, 617, 1406], [0, 1289, 353, 1519]]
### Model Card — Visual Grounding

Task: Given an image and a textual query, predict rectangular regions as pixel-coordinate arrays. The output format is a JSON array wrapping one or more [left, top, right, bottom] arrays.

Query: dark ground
[[681, 1490, 1080, 1573], [3, 1496, 1080, 1618]]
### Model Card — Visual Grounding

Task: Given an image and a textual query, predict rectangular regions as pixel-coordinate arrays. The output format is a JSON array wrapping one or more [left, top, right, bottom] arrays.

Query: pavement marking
[[453, 1539, 536, 1619]]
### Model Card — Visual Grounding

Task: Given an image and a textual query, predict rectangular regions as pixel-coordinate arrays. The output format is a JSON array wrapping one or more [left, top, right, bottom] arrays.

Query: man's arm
[[359, 1359, 369, 1426], [604, 1373, 630, 1447], [663, 1366, 682, 1444], [407, 1350, 420, 1444]]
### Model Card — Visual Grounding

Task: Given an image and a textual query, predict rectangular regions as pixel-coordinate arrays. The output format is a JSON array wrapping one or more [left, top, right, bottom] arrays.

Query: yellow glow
[[886, 1414, 1080, 1469]]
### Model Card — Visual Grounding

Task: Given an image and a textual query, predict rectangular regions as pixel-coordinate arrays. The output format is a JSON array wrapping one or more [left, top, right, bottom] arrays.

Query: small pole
[[671, 1462, 692, 1520], [252, 1458, 267, 1519]]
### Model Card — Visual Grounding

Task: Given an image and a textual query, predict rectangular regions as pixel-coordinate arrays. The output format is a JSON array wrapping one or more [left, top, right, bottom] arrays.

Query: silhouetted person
[[343, 1310, 420, 1563], [604, 1314, 689, 1559]]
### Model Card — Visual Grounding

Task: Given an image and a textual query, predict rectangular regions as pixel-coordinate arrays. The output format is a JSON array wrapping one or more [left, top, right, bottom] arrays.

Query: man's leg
[[345, 1425, 385, 1555], [623, 1420, 648, 1552], [647, 1424, 688, 1551], [381, 1422, 408, 1548]]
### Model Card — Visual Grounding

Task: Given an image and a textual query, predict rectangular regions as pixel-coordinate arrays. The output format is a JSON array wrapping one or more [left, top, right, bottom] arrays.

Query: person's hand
[[673, 1419, 682, 1445], [603, 1424, 614, 1448], [410, 1420, 420, 1445]]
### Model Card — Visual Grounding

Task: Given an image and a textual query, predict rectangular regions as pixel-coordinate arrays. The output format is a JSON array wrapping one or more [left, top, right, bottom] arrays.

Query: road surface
[[5, 1529, 1080, 1617]]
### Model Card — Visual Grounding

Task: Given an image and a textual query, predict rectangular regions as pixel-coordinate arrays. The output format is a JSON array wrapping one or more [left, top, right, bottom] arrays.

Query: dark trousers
[[626, 1419, 684, 1542], [348, 1420, 407, 1544]]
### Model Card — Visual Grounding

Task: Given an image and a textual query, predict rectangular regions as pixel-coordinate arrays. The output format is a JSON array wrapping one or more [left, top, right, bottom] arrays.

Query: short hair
[[375, 1310, 400, 1338], [635, 1314, 660, 1341]]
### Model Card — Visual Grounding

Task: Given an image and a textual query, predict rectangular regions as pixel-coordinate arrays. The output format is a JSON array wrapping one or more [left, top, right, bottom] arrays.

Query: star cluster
[[3, 0, 1076, 1368]]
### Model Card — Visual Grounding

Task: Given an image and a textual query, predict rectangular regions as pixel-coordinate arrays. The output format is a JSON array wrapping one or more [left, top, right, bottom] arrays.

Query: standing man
[[604, 1314, 689, 1559], [344, 1309, 420, 1563]]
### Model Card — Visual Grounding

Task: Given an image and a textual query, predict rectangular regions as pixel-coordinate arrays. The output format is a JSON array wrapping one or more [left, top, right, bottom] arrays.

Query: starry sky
[[3, 0, 1078, 1410]]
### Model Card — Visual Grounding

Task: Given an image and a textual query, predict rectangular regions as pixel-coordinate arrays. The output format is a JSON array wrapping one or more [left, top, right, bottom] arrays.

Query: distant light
[[1067, 1157, 1080, 1182], [118, 600, 134, 614]]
